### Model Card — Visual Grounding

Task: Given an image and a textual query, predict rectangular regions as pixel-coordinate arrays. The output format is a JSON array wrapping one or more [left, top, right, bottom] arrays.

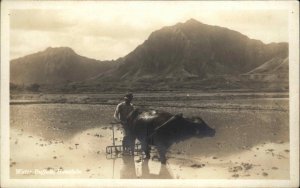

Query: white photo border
[[1, 1, 299, 187]]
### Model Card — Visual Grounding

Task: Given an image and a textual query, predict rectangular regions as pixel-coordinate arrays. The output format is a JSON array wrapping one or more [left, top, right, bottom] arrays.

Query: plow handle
[[110, 121, 121, 147], [111, 122, 116, 146]]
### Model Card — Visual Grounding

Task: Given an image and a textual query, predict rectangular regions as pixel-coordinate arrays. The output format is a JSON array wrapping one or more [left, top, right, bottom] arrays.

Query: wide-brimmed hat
[[124, 93, 133, 100]]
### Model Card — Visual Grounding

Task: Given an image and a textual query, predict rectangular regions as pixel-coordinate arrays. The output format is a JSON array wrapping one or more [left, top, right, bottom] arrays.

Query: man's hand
[[111, 118, 121, 124], [112, 120, 121, 124], [110, 120, 125, 125]]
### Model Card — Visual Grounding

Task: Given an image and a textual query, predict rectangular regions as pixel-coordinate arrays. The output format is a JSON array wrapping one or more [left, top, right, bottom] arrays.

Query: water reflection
[[120, 155, 172, 179], [120, 155, 137, 179]]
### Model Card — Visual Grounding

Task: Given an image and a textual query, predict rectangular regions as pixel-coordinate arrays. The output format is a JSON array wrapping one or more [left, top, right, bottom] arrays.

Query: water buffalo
[[126, 109, 216, 164]]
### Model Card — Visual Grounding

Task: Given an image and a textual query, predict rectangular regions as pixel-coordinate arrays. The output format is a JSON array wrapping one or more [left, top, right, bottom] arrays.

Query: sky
[[9, 2, 289, 61]]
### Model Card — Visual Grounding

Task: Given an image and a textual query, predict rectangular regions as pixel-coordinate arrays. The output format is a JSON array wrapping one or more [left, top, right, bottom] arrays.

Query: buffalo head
[[184, 116, 216, 138]]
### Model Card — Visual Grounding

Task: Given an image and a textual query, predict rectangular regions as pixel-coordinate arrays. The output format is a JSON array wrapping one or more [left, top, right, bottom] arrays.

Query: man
[[114, 93, 134, 153]]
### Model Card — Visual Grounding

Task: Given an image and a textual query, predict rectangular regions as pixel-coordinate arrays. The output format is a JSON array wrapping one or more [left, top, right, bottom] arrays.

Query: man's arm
[[114, 104, 120, 122]]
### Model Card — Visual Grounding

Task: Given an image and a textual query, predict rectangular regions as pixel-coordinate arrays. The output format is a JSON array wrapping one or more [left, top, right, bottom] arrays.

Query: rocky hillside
[[97, 19, 287, 84], [244, 57, 288, 75], [10, 47, 116, 85]]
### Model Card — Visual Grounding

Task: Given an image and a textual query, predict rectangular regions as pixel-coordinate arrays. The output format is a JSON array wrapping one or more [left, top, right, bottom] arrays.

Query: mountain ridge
[[10, 18, 289, 92], [10, 47, 117, 85], [95, 19, 288, 82]]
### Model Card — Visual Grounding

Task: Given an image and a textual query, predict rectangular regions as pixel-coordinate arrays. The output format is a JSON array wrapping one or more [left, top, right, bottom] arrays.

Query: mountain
[[11, 19, 289, 92], [95, 19, 287, 85], [10, 47, 116, 85]]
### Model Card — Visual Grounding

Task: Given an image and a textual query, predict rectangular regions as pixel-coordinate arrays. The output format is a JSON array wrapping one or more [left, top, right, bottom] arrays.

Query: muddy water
[[9, 97, 289, 179]]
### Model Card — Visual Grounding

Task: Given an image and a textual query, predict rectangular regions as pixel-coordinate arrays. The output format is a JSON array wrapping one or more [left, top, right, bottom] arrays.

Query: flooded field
[[9, 92, 289, 179]]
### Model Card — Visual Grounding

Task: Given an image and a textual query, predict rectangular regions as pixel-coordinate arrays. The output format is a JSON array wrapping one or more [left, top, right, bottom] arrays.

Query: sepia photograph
[[1, 0, 299, 187]]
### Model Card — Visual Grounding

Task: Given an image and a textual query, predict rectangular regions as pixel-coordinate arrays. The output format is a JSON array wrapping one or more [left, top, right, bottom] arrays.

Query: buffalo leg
[[129, 137, 135, 155], [157, 145, 167, 164], [145, 145, 150, 159], [122, 136, 129, 152], [123, 135, 135, 155], [141, 139, 150, 159]]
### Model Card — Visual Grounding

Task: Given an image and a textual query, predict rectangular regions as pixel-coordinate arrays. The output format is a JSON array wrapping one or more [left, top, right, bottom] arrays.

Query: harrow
[[105, 122, 143, 159]]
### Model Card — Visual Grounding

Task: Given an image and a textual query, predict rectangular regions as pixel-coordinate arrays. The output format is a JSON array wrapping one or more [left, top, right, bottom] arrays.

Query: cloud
[[10, 29, 144, 61], [10, 10, 75, 32], [9, 3, 289, 60]]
